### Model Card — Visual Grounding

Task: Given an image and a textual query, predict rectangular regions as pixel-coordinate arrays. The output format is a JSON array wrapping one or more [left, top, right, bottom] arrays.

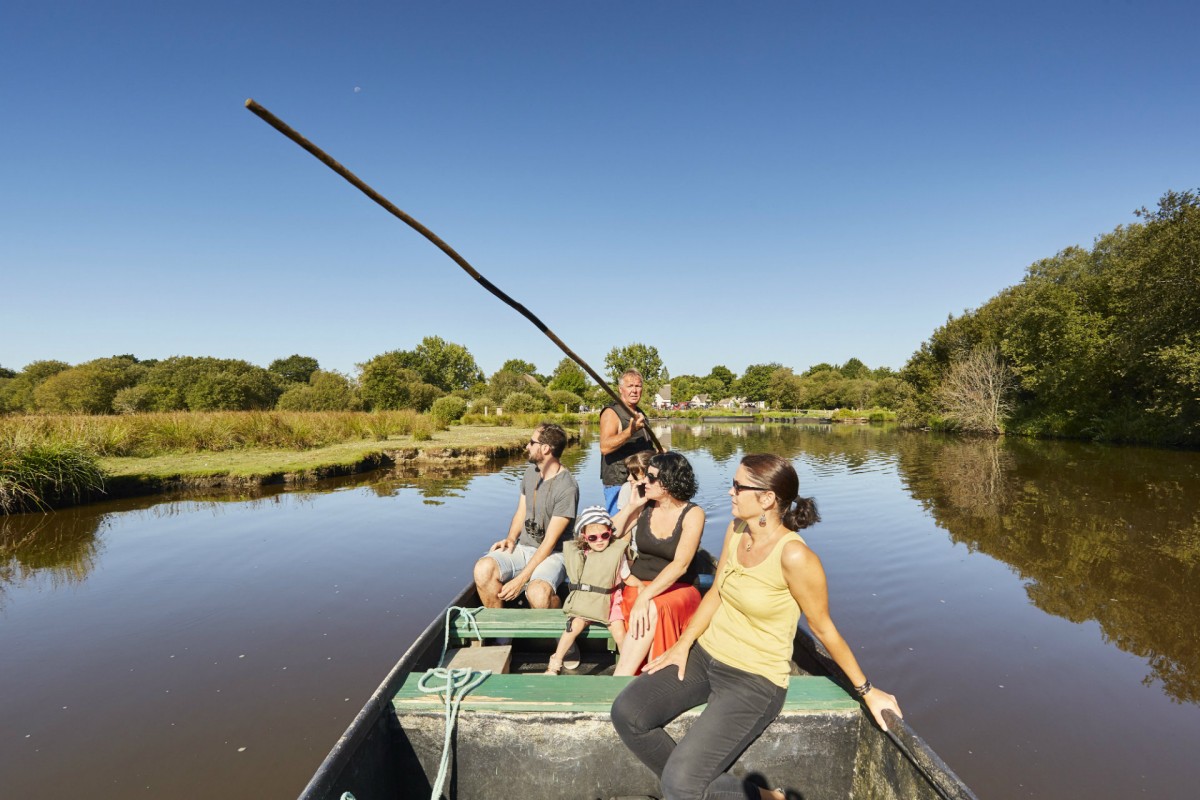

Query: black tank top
[[631, 502, 699, 584], [599, 402, 653, 487]]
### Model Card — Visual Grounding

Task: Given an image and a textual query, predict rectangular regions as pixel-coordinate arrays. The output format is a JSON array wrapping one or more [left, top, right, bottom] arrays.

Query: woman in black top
[[611, 451, 705, 676]]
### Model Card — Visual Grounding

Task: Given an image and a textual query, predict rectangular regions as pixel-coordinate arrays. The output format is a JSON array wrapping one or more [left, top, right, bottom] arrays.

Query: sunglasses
[[732, 479, 768, 494], [646, 471, 661, 484], [585, 531, 612, 542], [527, 439, 543, 447]]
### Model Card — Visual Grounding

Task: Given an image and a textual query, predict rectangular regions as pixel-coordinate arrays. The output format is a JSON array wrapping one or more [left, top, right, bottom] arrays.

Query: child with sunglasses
[[615, 450, 654, 511], [545, 506, 641, 674]]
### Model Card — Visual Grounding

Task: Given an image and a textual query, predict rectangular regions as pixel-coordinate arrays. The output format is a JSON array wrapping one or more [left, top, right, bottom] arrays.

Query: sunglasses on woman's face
[[646, 471, 661, 484], [732, 479, 768, 494], [585, 530, 612, 542]]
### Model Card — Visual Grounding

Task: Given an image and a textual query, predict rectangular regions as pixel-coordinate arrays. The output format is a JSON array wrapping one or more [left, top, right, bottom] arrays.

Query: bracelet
[[853, 680, 873, 697]]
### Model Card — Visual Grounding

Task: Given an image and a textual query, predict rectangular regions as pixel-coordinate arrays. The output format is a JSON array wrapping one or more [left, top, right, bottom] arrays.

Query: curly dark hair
[[649, 451, 698, 502]]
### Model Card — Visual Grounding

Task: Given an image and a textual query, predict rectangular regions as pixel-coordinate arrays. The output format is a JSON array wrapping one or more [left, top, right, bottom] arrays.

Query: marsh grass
[[0, 433, 106, 513]]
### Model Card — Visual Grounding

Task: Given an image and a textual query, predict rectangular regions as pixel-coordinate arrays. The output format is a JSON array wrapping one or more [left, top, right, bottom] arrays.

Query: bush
[[501, 392, 543, 414], [547, 390, 583, 412], [429, 396, 468, 427]]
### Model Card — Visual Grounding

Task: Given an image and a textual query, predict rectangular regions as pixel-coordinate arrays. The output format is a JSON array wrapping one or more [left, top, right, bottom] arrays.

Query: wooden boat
[[297, 582, 976, 800]]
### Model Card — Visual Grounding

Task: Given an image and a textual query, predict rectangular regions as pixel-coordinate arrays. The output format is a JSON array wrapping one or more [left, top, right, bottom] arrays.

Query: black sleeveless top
[[600, 402, 654, 487], [631, 502, 699, 584]]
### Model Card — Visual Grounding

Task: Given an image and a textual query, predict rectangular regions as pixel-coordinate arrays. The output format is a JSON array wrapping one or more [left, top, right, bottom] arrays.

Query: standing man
[[599, 369, 656, 514], [474, 422, 579, 609]]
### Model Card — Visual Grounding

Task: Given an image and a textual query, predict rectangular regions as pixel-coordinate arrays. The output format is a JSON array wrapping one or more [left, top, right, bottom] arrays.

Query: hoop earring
[[758, 513, 767, 528]]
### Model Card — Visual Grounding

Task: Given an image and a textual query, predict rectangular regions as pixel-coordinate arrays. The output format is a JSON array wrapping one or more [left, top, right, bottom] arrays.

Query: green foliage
[[385, 336, 483, 392], [604, 343, 665, 395], [357, 354, 444, 411], [735, 363, 782, 402], [547, 358, 590, 396], [0, 360, 72, 413], [268, 354, 320, 384], [429, 395, 469, 426], [501, 391, 543, 414], [131, 357, 281, 412], [31, 356, 144, 414], [840, 357, 870, 379], [706, 365, 736, 394], [276, 370, 361, 411], [903, 189, 1200, 444], [0, 434, 105, 513], [499, 359, 538, 378], [547, 389, 583, 411]]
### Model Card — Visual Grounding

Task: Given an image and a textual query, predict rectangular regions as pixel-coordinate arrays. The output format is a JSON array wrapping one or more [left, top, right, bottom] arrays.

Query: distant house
[[717, 396, 747, 410], [653, 384, 672, 409], [689, 394, 711, 409]]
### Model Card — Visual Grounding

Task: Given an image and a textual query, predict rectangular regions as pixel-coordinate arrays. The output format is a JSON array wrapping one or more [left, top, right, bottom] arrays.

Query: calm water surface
[[2, 424, 1199, 798]]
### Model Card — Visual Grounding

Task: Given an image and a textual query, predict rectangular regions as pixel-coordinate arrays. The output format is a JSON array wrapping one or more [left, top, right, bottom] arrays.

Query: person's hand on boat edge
[[862, 686, 902, 732], [644, 641, 691, 680]]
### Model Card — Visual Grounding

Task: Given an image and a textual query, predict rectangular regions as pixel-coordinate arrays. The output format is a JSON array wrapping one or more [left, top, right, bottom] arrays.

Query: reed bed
[[0, 431, 106, 514], [0, 410, 433, 459]]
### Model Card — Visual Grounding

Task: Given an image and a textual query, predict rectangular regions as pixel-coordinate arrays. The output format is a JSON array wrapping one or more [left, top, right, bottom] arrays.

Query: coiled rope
[[338, 606, 492, 800], [413, 605, 493, 800]]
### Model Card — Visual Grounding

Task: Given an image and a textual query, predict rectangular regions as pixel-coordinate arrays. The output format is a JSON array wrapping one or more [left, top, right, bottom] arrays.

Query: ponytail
[[782, 496, 820, 531]]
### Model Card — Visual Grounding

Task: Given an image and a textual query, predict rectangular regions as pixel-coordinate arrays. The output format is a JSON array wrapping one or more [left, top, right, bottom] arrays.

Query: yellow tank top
[[698, 526, 803, 687]]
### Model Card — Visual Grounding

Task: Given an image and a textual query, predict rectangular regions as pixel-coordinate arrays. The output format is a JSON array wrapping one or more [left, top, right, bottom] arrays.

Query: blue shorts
[[603, 485, 622, 515], [481, 543, 566, 591]]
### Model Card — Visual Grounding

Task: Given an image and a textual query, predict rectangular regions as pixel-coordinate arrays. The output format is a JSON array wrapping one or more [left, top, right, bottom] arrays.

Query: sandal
[[544, 655, 564, 675]]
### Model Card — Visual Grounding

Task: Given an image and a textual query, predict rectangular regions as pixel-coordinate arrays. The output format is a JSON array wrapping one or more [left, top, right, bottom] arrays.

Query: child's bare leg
[[613, 602, 658, 676], [607, 621, 626, 651], [546, 617, 588, 673]]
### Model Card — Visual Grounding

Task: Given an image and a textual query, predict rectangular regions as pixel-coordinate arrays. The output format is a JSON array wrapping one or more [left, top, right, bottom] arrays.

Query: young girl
[[615, 450, 654, 511], [545, 505, 641, 674]]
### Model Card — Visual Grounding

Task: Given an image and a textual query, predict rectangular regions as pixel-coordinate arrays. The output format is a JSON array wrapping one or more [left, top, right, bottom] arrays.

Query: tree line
[[0, 339, 902, 419], [901, 189, 1200, 445]]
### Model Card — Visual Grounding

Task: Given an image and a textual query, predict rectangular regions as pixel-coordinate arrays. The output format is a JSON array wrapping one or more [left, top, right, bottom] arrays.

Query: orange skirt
[[620, 581, 702, 672]]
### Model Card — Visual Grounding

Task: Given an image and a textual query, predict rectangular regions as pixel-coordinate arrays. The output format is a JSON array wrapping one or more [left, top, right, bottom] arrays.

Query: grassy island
[[1, 410, 581, 513]]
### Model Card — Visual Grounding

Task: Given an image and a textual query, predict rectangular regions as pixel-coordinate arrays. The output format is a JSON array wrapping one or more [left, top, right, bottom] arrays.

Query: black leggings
[[610, 644, 787, 800]]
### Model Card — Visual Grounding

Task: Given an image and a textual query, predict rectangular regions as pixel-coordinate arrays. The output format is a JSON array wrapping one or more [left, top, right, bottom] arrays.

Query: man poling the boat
[[611, 453, 903, 800]]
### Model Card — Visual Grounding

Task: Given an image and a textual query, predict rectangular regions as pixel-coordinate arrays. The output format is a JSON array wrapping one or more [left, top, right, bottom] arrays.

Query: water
[[2, 424, 1199, 798]]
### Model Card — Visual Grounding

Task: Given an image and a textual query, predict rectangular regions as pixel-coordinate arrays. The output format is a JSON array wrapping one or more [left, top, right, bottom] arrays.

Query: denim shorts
[[481, 543, 566, 589]]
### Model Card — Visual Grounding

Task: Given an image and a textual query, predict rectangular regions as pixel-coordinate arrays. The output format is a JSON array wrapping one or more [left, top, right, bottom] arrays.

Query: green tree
[[276, 370, 361, 411], [32, 356, 144, 414], [133, 357, 281, 411], [500, 359, 537, 377], [605, 343, 665, 395], [706, 365, 736, 395], [1, 360, 72, 412], [358, 353, 444, 411], [736, 363, 782, 402], [393, 336, 483, 392], [766, 367, 803, 409], [547, 358, 589, 396], [269, 354, 320, 384], [840, 358, 870, 379]]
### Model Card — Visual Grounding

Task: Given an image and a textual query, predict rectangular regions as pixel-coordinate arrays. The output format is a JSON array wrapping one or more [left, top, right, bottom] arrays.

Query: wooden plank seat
[[393, 673, 859, 715], [448, 607, 613, 642]]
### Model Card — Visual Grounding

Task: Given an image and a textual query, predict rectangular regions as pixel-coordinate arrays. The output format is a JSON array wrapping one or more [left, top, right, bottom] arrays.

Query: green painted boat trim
[[450, 607, 613, 641], [394, 673, 860, 714]]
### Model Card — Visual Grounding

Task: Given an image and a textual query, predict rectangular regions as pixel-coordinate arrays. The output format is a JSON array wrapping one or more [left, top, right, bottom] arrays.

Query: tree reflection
[[1, 508, 107, 606], [895, 435, 1200, 704]]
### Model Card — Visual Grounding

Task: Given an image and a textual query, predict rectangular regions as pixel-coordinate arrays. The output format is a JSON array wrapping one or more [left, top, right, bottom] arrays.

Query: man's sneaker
[[563, 641, 581, 670]]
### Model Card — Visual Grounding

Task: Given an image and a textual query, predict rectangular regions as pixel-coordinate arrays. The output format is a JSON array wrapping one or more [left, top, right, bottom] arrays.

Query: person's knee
[[473, 557, 498, 586], [525, 580, 553, 608], [660, 757, 705, 800], [610, 689, 641, 739]]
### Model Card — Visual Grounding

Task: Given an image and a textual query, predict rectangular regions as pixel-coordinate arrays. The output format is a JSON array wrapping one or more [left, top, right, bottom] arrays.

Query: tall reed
[[0, 432, 106, 513]]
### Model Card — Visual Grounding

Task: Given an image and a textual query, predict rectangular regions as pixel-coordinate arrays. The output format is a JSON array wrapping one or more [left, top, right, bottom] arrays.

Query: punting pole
[[244, 98, 663, 453]]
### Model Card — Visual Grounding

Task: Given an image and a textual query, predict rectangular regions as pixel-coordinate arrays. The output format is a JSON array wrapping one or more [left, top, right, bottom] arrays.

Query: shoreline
[[38, 426, 544, 512]]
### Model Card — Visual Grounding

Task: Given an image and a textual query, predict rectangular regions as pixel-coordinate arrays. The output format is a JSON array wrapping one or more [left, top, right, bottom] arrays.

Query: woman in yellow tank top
[[611, 454, 902, 800]]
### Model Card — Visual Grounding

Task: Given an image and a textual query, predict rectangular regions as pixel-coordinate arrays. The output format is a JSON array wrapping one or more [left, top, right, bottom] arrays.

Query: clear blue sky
[[3, 1, 1197, 381]]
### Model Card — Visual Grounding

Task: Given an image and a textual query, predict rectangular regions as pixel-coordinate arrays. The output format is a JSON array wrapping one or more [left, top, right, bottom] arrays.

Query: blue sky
[[3, 1, 1197, 381]]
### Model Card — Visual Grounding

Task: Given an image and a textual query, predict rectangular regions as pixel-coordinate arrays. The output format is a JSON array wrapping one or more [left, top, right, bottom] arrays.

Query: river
[[2, 423, 1198, 798]]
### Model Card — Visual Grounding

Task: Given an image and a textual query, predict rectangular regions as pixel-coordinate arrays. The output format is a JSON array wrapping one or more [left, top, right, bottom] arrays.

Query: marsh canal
[[2, 424, 1199, 798]]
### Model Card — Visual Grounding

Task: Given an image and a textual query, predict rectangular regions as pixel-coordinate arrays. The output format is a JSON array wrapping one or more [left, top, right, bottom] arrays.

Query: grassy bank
[[0, 410, 586, 512]]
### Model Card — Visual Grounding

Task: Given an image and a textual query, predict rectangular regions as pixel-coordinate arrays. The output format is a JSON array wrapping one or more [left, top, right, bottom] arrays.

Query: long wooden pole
[[244, 98, 663, 453]]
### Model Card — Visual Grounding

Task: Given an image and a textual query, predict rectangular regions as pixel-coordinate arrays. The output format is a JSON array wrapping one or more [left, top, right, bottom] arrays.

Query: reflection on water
[[4, 423, 1200, 799], [895, 434, 1200, 704]]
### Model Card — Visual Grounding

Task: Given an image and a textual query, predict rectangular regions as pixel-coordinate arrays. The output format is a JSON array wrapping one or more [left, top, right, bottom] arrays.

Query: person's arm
[[782, 541, 902, 731], [490, 492, 526, 552], [498, 514, 571, 600], [611, 478, 649, 537], [626, 505, 705, 638], [643, 521, 736, 679], [599, 406, 645, 455]]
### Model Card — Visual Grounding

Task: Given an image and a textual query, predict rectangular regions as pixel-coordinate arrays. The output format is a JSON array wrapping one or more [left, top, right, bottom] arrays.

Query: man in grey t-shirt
[[474, 422, 579, 608]]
